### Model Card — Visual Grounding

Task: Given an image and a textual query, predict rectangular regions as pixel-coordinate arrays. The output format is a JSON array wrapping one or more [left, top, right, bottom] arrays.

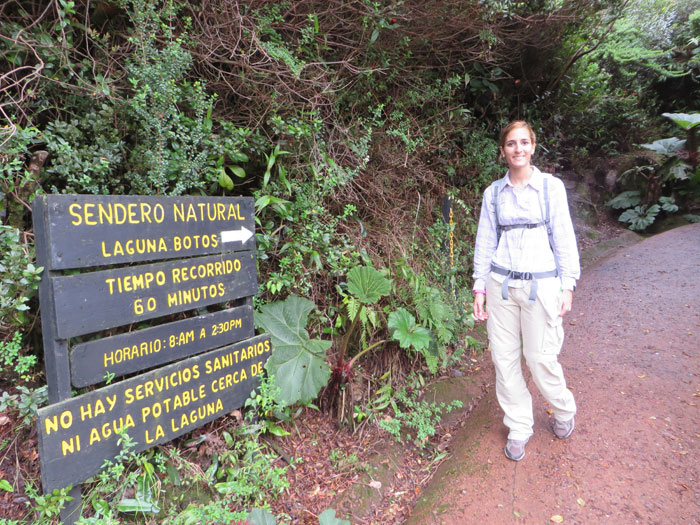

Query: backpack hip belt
[[491, 263, 558, 304]]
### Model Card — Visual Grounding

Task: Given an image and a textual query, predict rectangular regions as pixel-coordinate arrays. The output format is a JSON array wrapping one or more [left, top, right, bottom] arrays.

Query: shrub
[[42, 108, 125, 195], [0, 225, 42, 329]]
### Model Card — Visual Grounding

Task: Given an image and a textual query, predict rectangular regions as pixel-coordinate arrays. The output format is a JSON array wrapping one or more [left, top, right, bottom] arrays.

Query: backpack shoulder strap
[[541, 173, 560, 276], [543, 174, 551, 237], [491, 177, 507, 245]]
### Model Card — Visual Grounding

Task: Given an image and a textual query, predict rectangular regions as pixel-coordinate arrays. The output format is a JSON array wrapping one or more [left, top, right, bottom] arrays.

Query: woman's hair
[[499, 121, 536, 149]]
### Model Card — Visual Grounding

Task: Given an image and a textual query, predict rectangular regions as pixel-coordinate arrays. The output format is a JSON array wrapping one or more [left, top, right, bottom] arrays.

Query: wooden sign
[[37, 195, 255, 269], [32, 194, 270, 518], [52, 251, 257, 339], [38, 334, 271, 493], [70, 305, 255, 387]]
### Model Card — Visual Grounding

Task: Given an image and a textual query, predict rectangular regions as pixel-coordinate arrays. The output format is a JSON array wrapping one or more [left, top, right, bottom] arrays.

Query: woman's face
[[500, 126, 535, 171]]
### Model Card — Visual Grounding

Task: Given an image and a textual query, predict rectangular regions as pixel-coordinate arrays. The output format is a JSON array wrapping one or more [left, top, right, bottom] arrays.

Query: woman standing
[[472, 121, 579, 461]]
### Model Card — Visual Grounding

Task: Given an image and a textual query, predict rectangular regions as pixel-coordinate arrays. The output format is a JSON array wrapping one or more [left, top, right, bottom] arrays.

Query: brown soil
[[0, 414, 41, 519]]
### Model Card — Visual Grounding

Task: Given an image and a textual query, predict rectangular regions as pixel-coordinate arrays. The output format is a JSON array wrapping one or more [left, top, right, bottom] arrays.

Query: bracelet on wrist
[[473, 289, 486, 295]]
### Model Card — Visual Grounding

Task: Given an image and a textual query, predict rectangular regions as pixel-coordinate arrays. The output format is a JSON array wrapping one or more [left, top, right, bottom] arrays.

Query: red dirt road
[[408, 223, 700, 524]]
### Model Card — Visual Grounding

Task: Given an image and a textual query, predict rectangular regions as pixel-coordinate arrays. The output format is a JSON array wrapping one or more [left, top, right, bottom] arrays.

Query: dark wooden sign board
[[32, 194, 269, 522], [39, 195, 255, 269], [52, 251, 257, 338], [38, 334, 270, 492], [70, 305, 255, 387]]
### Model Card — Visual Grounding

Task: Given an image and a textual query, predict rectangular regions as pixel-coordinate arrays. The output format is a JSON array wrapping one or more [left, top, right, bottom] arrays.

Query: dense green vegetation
[[1, 0, 699, 522]]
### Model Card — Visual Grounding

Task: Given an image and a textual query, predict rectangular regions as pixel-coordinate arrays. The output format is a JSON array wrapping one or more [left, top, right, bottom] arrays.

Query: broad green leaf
[[256, 295, 315, 348], [347, 266, 391, 304], [640, 137, 685, 156], [267, 424, 291, 437], [218, 169, 233, 190], [619, 204, 659, 231], [255, 296, 331, 405], [618, 207, 640, 224], [645, 204, 660, 216], [662, 112, 700, 130], [388, 308, 431, 351], [0, 479, 12, 492], [214, 481, 238, 495], [658, 196, 678, 212], [247, 507, 277, 525], [255, 195, 271, 210], [606, 190, 640, 209], [230, 165, 246, 178], [117, 471, 159, 514], [669, 162, 691, 180], [319, 509, 350, 525], [264, 338, 331, 405], [230, 151, 249, 163]]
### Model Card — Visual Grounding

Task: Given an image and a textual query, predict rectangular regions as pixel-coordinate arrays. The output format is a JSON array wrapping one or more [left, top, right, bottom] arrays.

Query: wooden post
[[33, 196, 82, 523]]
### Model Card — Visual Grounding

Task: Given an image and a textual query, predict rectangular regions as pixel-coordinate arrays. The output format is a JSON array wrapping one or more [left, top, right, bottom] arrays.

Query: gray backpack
[[489, 174, 559, 303]]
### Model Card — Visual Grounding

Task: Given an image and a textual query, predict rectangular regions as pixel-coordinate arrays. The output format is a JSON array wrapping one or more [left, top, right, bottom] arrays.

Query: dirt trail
[[408, 223, 700, 524]]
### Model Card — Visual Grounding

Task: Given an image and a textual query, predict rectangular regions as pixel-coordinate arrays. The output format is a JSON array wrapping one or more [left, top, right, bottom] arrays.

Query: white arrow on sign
[[220, 226, 254, 244]]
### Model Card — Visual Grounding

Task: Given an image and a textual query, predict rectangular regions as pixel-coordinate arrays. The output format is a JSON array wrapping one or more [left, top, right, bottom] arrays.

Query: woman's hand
[[559, 289, 573, 317], [473, 292, 488, 321]]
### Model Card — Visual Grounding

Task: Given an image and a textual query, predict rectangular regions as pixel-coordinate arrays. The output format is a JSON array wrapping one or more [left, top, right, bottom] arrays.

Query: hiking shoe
[[553, 417, 575, 439], [504, 438, 529, 461]]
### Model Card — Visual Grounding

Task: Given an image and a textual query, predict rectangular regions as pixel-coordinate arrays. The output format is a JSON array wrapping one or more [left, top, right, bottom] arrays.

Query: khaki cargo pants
[[486, 275, 577, 441]]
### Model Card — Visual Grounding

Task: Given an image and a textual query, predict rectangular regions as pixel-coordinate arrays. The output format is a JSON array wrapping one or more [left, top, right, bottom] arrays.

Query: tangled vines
[[0, 0, 600, 144]]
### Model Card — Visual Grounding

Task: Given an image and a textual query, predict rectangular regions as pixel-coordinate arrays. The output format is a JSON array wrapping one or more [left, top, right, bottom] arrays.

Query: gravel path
[[408, 223, 700, 524]]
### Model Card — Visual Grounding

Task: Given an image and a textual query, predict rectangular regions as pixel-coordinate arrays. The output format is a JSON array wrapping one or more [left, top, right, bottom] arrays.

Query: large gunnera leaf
[[255, 295, 331, 406], [640, 137, 685, 156], [388, 308, 436, 372], [606, 190, 641, 209], [618, 204, 659, 231], [662, 112, 700, 130], [388, 308, 431, 351], [347, 266, 391, 304]]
